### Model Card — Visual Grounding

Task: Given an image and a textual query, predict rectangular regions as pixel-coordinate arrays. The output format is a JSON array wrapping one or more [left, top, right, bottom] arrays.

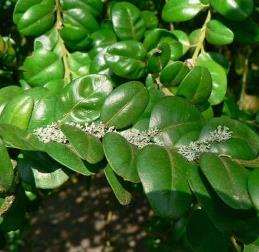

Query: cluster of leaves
[[0, 0, 259, 251]]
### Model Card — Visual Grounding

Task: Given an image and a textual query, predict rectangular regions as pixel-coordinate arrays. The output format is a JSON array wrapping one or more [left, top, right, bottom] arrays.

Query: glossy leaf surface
[[206, 20, 234, 45], [149, 96, 204, 146], [101, 81, 149, 129], [103, 132, 139, 183], [46, 142, 93, 176], [162, 0, 205, 22], [57, 74, 113, 123], [137, 145, 192, 219], [111, 2, 145, 41], [200, 153, 253, 210], [105, 41, 147, 79], [61, 124, 104, 164]]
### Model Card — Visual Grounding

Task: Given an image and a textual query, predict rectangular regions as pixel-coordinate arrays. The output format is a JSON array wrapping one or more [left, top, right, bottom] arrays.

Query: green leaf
[[200, 153, 253, 210], [186, 209, 230, 252], [141, 11, 158, 30], [104, 164, 132, 205], [0, 139, 14, 192], [0, 87, 57, 131], [105, 41, 147, 79], [61, 0, 103, 18], [60, 0, 101, 50], [22, 49, 64, 87], [141, 74, 164, 118], [17, 152, 69, 189], [197, 53, 227, 105], [0, 124, 44, 151], [13, 0, 56, 36], [61, 124, 104, 164], [101, 81, 149, 129], [26, 87, 57, 130], [162, 0, 206, 22], [89, 28, 117, 58], [147, 42, 171, 73], [176, 66, 212, 104], [90, 51, 109, 74], [137, 145, 192, 219], [143, 29, 189, 61], [210, 138, 257, 160], [0, 86, 22, 115], [68, 52, 91, 79], [111, 2, 145, 41], [57, 74, 113, 123], [0, 190, 26, 232], [45, 142, 93, 176], [199, 117, 259, 156], [244, 239, 259, 252], [103, 132, 139, 183], [210, 0, 254, 21], [149, 96, 204, 146], [188, 165, 237, 233], [0, 94, 34, 130], [160, 61, 189, 87], [248, 169, 259, 211], [206, 20, 234, 45], [171, 30, 190, 56], [34, 28, 61, 54]]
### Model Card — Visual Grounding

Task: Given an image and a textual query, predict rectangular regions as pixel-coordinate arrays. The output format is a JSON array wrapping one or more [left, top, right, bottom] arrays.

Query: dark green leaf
[[103, 132, 139, 183], [105, 41, 147, 79], [176, 66, 212, 104], [210, 0, 254, 21], [200, 153, 253, 210], [104, 164, 132, 205], [210, 138, 257, 160], [248, 169, 259, 211], [197, 53, 227, 105], [186, 209, 230, 252], [61, 124, 104, 164], [101, 81, 149, 129], [0, 139, 13, 192], [46, 142, 93, 176], [188, 165, 238, 233], [149, 96, 204, 146], [160, 61, 189, 87], [0, 124, 44, 151], [199, 117, 259, 155], [137, 145, 192, 219], [147, 42, 170, 73]]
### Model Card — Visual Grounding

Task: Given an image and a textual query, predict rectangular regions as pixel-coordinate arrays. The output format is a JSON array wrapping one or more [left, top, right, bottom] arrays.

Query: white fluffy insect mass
[[34, 122, 232, 161]]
